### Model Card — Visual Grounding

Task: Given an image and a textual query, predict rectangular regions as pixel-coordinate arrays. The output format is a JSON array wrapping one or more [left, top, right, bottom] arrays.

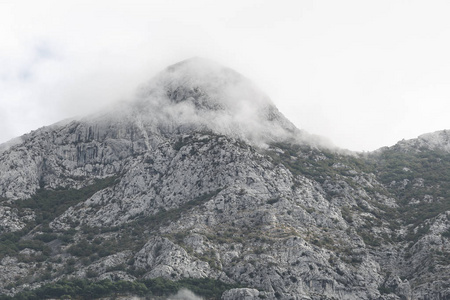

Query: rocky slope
[[1, 58, 449, 300]]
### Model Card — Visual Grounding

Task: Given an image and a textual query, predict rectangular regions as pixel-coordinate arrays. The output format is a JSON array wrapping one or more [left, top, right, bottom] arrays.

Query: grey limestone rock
[[0, 58, 449, 299], [221, 288, 260, 300]]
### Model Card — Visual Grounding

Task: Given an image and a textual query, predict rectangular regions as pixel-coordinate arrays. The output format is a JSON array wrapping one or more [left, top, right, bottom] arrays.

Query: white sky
[[1, 0, 449, 151]]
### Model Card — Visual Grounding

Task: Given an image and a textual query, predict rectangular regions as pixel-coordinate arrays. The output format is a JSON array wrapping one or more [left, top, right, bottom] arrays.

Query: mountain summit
[[1, 59, 450, 300], [128, 57, 301, 146], [391, 129, 450, 153]]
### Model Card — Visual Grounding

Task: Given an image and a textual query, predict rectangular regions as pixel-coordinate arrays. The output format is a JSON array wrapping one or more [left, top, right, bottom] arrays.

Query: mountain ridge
[[1, 59, 450, 300]]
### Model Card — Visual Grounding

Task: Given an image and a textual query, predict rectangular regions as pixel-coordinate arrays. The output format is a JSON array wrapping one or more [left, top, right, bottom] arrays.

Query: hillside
[[0, 58, 449, 300]]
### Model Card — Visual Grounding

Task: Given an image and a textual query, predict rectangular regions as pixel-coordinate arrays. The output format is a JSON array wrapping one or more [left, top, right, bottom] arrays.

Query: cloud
[[1, 1, 450, 151], [127, 58, 305, 147], [166, 289, 204, 300]]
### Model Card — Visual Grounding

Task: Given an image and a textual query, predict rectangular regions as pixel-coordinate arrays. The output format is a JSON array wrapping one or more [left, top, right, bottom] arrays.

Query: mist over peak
[[4, 58, 334, 151], [144, 57, 272, 110], [125, 57, 332, 148]]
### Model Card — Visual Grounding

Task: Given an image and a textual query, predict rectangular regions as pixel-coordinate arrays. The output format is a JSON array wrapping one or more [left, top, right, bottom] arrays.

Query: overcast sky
[[1, 0, 449, 151]]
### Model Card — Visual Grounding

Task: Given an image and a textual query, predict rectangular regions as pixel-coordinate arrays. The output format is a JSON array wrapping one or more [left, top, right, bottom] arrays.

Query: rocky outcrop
[[0, 58, 449, 299], [134, 237, 218, 280], [222, 288, 260, 300], [394, 130, 450, 153]]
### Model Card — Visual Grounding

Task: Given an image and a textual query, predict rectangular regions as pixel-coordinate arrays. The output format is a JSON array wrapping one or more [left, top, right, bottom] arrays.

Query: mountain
[[387, 130, 450, 153], [1, 58, 450, 300]]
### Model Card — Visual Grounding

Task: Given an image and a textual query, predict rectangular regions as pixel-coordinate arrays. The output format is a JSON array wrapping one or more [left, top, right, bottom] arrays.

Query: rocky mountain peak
[[1, 59, 450, 300], [417, 129, 450, 151], [140, 57, 271, 109], [390, 129, 450, 153], [125, 58, 302, 146]]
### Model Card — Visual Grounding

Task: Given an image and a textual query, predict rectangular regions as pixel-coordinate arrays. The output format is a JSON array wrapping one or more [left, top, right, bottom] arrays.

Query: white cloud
[[1, 0, 450, 151], [166, 288, 203, 300]]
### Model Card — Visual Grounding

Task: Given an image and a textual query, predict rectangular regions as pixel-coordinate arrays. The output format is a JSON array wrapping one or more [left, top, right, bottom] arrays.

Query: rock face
[[394, 130, 450, 152], [222, 288, 261, 300], [1, 58, 450, 300]]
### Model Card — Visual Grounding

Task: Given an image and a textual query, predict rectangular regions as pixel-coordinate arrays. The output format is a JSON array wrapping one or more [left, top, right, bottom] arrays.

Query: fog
[[105, 289, 204, 300], [1, 1, 450, 151], [166, 289, 204, 300], [102, 57, 334, 149]]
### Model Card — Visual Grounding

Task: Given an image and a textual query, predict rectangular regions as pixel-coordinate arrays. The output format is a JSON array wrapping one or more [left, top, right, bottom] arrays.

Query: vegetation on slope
[[373, 148, 450, 226], [266, 142, 373, 184], [0, 185, 225, 293], [15, 176, 118, 226], [266, 142, 450, 244], [0, 277, 239, 300], [0, 177, 118, 260]]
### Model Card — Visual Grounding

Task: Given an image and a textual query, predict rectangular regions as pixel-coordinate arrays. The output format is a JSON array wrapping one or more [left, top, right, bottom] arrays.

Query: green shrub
[[1, 277, 242, 300], [13, 176, 118, 226]]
